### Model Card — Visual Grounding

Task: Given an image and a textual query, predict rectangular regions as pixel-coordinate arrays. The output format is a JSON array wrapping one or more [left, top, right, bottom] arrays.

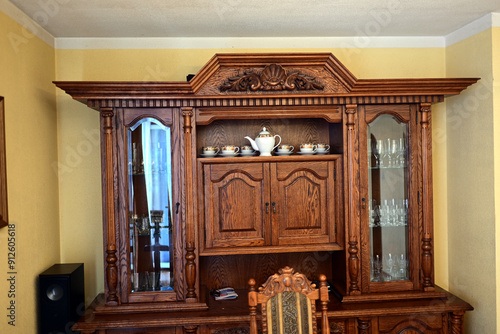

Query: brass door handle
[[265, 202, 270, 214], [272, 202, 276, 214]]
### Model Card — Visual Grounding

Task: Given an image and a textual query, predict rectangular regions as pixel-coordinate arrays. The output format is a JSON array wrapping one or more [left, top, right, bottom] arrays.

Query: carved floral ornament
[[259, 266, 316, 297], [220, 64, 324, 92]]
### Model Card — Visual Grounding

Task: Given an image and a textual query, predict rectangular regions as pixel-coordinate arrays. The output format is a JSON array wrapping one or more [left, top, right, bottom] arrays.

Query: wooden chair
[[248, 266, 330, 334]]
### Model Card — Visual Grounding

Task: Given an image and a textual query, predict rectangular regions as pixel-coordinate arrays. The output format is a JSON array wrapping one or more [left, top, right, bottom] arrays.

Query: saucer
[[297, 151, 316, 155], [240, 152, 256, 157], [275, 151, 293, 156], [200, 153, 219, 157], [218, 152, 240, 157]]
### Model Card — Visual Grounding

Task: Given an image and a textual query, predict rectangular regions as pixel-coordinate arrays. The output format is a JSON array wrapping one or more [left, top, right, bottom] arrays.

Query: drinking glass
[[384, 253, 395, 281], [397, 254, 408, 280]]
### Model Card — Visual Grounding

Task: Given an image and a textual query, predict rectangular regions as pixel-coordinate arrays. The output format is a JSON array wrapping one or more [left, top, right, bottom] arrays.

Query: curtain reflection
[[128, 118, 173, 292]]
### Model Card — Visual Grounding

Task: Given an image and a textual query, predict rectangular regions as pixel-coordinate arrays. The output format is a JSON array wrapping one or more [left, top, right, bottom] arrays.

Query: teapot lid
[[257, 127, 273, 138]]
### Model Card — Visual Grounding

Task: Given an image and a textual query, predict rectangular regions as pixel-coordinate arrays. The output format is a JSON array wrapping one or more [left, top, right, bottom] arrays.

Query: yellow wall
[[446, 29, 496, 333], [493, 26, 500, 334], [0, 11, 59, 334]]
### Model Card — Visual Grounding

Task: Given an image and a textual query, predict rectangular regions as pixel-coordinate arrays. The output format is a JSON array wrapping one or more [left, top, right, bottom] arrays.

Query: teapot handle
[[273, 135, 282, 150]]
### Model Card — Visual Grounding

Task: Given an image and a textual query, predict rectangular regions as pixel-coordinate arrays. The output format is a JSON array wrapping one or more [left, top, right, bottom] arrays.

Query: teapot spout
[[244, 136, 259, 151]]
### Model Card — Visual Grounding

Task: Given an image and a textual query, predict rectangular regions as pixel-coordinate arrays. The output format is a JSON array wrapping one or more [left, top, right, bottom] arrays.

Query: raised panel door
[[271, 160, 337, 246], [203, 163, 270, 248]]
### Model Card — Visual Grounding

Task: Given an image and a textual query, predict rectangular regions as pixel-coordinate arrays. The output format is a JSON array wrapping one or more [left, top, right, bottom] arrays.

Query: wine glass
[[397, 254, 408, 280], [384, 253, 395, 281], [371, 254, 382, 282], [374, 139, 383, 168]]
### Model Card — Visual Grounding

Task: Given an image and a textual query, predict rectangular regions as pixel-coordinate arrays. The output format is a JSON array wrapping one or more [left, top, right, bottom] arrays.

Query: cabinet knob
[[272, 202, 276, 214], [175, 202, 180, 214], [362, 198, 366, 209], [265, 202, 269, 214]]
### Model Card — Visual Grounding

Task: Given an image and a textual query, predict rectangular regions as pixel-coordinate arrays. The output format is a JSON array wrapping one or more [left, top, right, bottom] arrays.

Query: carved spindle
[[185, 242, 197, 301], [420, 103, 434, 291], [248, 278, 259, 334], [450, 311, 465, 334], [346, 105, 360, 295], [319, 274, 330, 334], [102, 108, 118, 305], [356, 318, 371, 334], [183, 325, 198, 334], [182, 108, 197, 302]]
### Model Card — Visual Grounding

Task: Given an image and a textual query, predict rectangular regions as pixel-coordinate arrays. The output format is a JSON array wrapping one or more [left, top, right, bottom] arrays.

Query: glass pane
[[128, 118, 174, 292], [368, 114, 409, 282]]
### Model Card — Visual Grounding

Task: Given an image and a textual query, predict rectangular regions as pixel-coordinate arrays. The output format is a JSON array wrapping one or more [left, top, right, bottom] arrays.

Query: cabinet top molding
[[54, 53, 478, 109]]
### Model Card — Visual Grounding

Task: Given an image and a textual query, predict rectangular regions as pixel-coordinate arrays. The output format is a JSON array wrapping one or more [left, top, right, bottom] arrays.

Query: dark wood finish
[[101, 108, 119, 306], [345, 105, 360, 296], [419, 103, 434, 291], [200, 157, 340, 254], [271, 160, 338, 246], [248, 267, 330, 334], [0, 97, 7, 228], [54, 53, 477, 333], [449, 311, 465, 334], [356, 318, 370, 334]]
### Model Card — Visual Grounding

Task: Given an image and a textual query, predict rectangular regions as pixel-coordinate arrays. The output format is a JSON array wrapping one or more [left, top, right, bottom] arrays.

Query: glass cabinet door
[[367, 114, 409, 283], [128, 118, 174, 293]]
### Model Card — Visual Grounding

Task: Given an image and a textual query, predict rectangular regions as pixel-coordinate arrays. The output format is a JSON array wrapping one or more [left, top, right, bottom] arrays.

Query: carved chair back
[[248, 266, 329, 334]]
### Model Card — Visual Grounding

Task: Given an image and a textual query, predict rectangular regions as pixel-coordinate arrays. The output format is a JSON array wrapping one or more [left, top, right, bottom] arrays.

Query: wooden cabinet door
[[203, 163, 271, 248], [270, 160, 337, 246]]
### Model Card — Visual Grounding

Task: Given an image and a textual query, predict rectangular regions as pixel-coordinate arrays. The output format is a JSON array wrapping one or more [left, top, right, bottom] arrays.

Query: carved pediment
[[190, 53, 357, 96], [219, 64, 324, 92]]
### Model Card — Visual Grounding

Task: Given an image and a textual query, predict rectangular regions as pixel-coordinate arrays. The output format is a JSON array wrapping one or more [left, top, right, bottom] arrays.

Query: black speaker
[[38, 263, 84, 334]]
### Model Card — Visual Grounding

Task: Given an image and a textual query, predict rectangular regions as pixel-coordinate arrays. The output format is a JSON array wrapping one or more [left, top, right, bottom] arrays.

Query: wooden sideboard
[[55, 53, 477, 333]]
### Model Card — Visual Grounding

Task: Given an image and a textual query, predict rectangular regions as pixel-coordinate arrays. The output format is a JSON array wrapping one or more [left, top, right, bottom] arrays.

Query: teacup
[[202, 146, 219, 156], [221, 145, 240, 154], [277, 144, 294, 153], [240, 145, 254, 154], [316, 143, 330, 152], [300, 143, 317, 153]]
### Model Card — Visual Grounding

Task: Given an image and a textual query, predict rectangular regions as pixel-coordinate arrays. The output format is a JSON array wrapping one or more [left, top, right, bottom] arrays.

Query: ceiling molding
[[445, 12, 499, 46], [54, 36, 445, 50], [0, 0, 54, 47]]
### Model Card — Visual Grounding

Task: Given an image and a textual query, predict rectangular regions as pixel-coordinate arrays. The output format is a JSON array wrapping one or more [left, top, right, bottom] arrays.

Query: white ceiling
[[7, 0, 500, 38]]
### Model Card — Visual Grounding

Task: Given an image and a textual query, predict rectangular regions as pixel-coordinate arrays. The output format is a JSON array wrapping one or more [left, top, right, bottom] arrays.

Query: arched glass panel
[[128, 118, 174, 292], [368, 114, 409, 282]]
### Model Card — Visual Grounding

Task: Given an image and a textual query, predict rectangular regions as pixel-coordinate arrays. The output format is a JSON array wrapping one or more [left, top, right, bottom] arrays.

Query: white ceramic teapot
[[244, 127, 281, 156]]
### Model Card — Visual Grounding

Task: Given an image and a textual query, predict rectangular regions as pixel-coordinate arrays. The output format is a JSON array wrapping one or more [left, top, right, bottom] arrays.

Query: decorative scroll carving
[[258, 266, 316, 297], [220, 64, 324, 92], [330, 321, 346, 334], [212, 327, 250, 334]]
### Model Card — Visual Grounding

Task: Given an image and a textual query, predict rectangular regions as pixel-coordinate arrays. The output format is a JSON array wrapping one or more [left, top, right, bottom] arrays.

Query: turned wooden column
[[357, 318, 371, 334], [419, 103, 434, 291], [182, 108, 197, 302], [319, 275, 330, 334], [450, 311, 465, 334], [101, 108, 118, 305], [248, 278, 258, 334], [346, 104, 361, 295], [184, 325, 198, 334]]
